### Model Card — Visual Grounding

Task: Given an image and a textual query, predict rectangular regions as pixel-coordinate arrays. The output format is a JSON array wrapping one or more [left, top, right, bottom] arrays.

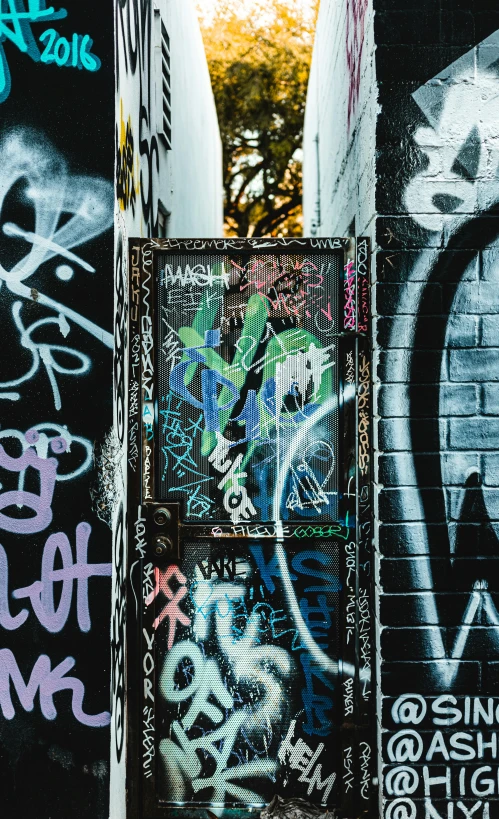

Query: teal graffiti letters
[[0, 1, 101, 103]]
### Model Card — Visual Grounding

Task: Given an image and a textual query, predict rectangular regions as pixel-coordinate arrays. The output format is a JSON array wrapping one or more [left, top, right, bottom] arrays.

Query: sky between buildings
[[197, 0, 318, 25]]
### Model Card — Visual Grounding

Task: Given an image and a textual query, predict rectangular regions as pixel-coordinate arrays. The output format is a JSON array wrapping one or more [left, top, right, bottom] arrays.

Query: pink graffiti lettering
[[5, 522, 111, 633], [257, 289, 303, 317], [145, 565, 191, 648], [346, 0, 369, 132], [344, 260, 356, 330], [319, 300, 333, 322], [359, 275, 369, 332], [0, 444, 57, 533], [0, 649, 110, 726]]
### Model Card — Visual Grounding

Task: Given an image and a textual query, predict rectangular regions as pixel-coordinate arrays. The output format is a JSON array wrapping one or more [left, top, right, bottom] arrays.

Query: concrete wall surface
[[304, 2, 499, 819]]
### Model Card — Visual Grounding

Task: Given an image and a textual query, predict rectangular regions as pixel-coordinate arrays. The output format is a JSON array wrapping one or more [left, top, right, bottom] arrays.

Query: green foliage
[[199, 0, 318, 237]]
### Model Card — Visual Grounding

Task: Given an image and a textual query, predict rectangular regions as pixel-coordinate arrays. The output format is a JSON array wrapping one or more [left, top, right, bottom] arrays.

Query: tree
[[199, 0, 318, 238]]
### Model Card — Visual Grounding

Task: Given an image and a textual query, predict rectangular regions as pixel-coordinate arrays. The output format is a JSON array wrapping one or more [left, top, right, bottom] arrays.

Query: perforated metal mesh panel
[[153, 539, 341, 807], [156, 252, 341, 522], [128, 239, 372, 817]]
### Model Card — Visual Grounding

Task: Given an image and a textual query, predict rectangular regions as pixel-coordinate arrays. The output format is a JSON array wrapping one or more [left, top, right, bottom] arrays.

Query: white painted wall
[[116, 0, 223, 240], [168, 0, 224, 237], [111, 3, 223, 816], [303, 0, 376, 240]]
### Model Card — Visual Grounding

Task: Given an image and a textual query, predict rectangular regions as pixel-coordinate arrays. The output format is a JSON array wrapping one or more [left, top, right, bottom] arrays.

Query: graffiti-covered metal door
[[126, 238, 372, 818]]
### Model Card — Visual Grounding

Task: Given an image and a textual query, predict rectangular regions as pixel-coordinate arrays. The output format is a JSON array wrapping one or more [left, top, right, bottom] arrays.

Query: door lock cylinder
[[153, 535, 174, 559]]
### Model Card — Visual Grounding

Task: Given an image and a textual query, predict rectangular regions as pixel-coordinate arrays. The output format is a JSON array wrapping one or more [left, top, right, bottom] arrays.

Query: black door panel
[[126, 238, 372, 818]]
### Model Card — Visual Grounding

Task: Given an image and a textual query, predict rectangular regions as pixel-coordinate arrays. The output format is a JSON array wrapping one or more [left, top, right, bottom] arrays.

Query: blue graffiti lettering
[[300, 653, 334, 737], [291, 550, 341, 593], [249, 544, 297, 594], [39, 29, 100, 71], [170, 329, 240, 433], [298, 594, 335, 647], [252, 459, 274, 519]]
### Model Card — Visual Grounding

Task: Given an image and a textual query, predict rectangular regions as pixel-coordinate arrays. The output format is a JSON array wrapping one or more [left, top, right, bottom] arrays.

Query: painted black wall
[[0, 4, 114, 817], [375, 2, 499, 816]]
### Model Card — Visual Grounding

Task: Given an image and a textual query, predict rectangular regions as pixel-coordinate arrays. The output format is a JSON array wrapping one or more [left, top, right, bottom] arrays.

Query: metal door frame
[[125, 237, 373, 819]]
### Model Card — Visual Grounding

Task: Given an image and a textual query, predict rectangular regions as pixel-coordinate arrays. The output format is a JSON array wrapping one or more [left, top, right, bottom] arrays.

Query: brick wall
[[304, 2, 499, 817], [375, 6, 499, 819]]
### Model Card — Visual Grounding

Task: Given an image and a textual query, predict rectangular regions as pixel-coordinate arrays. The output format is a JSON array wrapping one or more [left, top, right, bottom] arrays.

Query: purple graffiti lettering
[[0, 544, 28, 630], [12, 522, 111, 633], [0, 649, 110, 726], [0, 444, 57, 534]]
